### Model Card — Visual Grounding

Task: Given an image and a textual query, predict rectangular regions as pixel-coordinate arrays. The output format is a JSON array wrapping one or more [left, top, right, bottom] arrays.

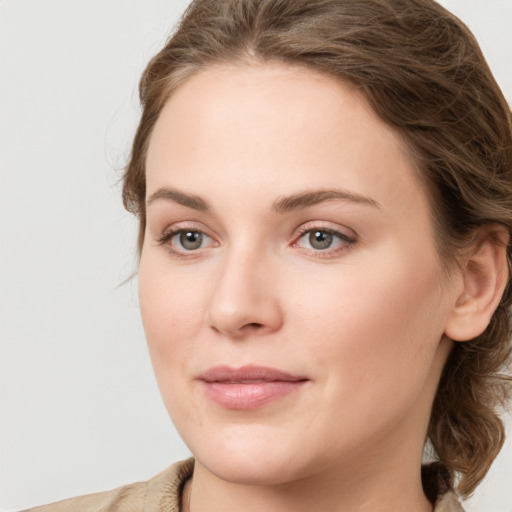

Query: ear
[[445, 226, 509, 342]]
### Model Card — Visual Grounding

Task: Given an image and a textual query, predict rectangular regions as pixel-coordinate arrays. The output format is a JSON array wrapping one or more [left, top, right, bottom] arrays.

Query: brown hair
[[123, 0, 512, 499]]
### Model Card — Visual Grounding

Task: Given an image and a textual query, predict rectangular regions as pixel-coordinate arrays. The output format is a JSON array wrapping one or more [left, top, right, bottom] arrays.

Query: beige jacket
[[23, 458, 465, 512]]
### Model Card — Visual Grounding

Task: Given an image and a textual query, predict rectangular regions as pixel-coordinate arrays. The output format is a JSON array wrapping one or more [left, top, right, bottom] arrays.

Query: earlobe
[[445, 226, 509, 342]]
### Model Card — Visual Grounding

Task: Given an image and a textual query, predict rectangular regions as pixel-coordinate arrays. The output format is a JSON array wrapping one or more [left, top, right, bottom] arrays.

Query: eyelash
[[156, 224, 357, 259], [156, 227, 216, 259], [292, 225, 357, 257]]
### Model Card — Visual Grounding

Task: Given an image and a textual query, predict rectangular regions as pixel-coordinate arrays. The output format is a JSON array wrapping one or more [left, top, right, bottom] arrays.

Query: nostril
[[245, 322, 263, 330]]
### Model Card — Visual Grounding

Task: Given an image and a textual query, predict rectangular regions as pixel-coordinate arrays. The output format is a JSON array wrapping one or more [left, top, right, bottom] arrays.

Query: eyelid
[[156, 222, 219, 257], [294, 221, 356, 240], [292, 221, 357, 256], [156, 221, 207, 243]]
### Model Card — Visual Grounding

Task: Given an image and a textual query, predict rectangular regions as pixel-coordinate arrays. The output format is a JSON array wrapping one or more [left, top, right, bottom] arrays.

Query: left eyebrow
[[272, 189, 380, 213]]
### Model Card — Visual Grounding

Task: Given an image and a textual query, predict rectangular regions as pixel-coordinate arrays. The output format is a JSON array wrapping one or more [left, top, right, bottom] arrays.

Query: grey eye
[[308, 230, 334, 250], [178, 231, 204, 250]]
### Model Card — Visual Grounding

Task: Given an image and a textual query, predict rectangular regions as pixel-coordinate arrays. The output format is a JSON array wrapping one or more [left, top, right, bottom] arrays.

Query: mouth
[[198, 365, 309, 410]]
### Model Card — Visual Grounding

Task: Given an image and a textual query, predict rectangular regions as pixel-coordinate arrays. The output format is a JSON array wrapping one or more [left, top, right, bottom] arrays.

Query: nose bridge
[[206, 240, 282, 337]]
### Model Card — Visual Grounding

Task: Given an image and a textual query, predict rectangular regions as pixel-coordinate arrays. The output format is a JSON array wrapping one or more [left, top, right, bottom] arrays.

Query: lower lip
[[201, 381, 306, 410]]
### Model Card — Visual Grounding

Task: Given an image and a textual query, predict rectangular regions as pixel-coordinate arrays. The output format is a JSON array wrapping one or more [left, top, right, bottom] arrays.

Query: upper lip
[[199, 365, 307, 383]]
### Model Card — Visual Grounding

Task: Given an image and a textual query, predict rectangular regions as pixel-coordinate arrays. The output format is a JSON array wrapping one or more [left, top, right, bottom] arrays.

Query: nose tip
[[206, 303, 282, 339], [206, 259, 283, 339]]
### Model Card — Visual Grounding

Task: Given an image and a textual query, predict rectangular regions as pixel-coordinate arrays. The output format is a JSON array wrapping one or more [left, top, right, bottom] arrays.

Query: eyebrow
[[272, 189, 380, 212], [146, 186, 379, 212], [146, 187, 210, 211]]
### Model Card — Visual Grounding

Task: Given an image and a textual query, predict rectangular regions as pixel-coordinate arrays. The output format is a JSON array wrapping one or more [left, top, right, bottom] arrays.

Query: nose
[[206, 249, 283, 339]]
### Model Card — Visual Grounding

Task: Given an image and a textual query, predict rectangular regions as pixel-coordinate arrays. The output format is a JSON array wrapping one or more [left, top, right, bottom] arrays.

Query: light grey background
[[0, 1, 511, 510]]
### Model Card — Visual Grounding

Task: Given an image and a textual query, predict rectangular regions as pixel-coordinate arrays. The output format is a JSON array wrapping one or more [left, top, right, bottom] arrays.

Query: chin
[[200, 452, 305, 486], [184, 424, 317, 486]]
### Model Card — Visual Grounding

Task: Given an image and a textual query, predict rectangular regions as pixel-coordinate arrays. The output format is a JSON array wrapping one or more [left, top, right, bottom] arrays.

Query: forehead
[[145, 62, 426, 220], [147, 62, 398, 166]]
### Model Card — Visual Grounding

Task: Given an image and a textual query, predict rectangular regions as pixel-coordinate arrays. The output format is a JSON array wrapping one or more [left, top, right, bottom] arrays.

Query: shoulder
[[20, 482, 147, 512], [22, 458, 195, 512]]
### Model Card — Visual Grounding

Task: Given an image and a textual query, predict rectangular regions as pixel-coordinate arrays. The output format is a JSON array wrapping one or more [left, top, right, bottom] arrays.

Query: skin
[[139, 62, 466, 512]]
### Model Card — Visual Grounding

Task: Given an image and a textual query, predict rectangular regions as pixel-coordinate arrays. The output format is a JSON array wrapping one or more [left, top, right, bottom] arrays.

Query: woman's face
[[139, 63, 460, 485]]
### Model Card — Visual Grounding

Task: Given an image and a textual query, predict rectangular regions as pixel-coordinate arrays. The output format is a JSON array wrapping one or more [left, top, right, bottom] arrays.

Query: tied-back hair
[[123, 0, 512, 498]]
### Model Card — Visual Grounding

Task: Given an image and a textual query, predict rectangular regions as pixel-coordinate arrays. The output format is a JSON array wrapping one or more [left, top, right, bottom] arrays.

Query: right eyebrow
[[146, 187, 210, 211]]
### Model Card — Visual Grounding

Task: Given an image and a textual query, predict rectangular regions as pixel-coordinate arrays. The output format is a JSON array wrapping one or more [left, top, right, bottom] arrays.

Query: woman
[[26, 0, 511, 510]]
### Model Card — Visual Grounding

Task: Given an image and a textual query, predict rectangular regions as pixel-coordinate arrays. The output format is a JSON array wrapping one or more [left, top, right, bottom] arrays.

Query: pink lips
[[199, 365, 308, 410]]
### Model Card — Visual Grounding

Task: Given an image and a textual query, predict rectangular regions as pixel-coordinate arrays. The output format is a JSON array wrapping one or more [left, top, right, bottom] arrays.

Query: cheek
[[138, 259, 210, 430], [138, 254, 206, 368], [287, 250, 448, 403]]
